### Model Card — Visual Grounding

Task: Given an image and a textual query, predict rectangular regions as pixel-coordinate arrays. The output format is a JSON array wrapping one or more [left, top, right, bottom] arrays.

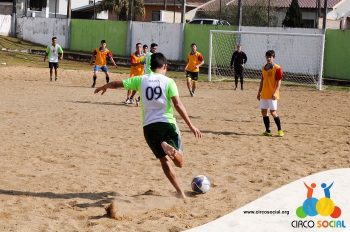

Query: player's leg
[[191, 73, 198, 96], [270, 101, 283, 136], [143, 122, 186, 199], [159, 156, 186, 199], [54, 63, 58, 81], [186, 72, 193, 96], [161, 141, 183, 168], [239, 69, 244, 90], [103, 66, 110, 83], [234, 70, 238, 90], [49, 62, 53, 81], [260, 100, 271, 136], [92, 66, 99, 88]]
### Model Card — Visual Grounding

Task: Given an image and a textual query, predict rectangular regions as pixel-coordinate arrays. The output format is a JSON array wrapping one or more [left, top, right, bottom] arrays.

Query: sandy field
[[0, 66, 349, 232]]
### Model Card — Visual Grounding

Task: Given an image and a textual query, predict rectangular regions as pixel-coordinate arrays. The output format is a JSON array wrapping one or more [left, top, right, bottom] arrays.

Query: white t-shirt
[[46, 44, 63, 63]]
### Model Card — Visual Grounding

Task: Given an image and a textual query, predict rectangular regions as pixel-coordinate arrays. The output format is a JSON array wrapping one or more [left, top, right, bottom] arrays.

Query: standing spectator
[[230, 44, 247, 90]]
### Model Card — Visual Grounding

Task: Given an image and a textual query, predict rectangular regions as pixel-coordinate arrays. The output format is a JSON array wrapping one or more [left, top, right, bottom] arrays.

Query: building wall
[[130, 21, 183, 60], [142, 5, 182, 22], [0, 14, 12, 36], [16, 17, 69, 48], [70, 19, 128, 56]]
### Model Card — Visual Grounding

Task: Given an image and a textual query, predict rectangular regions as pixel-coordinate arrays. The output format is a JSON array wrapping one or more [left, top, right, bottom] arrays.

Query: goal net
[[209, 30, 325, 90]]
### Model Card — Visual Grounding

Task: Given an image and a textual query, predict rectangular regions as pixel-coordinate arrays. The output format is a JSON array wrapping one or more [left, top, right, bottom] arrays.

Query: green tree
[[101, 0, 145, 20], [282, 0, 303, 27]]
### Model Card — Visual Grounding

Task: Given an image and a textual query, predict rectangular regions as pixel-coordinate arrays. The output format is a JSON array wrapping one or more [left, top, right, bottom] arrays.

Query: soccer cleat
[[91, 83, 96, 88], [50, 77, 52, 81], [261, 131, 272, 136], [55, 77, 58, 81], [277, 130, 284, 137]]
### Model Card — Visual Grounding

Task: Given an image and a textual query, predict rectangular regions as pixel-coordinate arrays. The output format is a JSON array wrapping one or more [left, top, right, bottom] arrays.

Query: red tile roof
[[225, 0, 341, 8]]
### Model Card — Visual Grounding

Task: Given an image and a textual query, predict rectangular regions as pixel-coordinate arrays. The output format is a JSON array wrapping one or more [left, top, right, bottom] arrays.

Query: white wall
[[130, 22, 184, 60], [17, 17, 69, 48], [0, 14, 12, 36]]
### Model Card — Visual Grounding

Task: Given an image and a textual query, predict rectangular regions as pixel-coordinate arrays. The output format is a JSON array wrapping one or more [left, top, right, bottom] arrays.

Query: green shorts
[[143, 122, 183, 159]]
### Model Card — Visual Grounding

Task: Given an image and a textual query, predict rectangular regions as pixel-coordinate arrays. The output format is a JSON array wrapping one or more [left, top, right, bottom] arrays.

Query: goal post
[[208, 30, 325, 90]]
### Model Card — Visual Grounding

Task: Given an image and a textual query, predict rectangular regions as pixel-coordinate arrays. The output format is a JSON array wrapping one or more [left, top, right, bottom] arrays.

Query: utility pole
[[67, 0, 71, 19], [237, 0, 242, 31], [55, 0, 57, 18], [322, 0, 328, 29], [219, 0, 222, 22], [12, 0, 16, 36], [316, 0, 321, 28], [93, 0, 96, 19], [267, 0, 270, 26], [181, 0, 186, 23]]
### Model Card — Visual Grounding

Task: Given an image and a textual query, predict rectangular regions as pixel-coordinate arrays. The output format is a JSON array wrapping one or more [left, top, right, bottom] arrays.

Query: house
[[0, 0, 13, 15], [139, 0, 208, 22], [327, 0, 350, 29], [194, 0, 342, 28], [14, 0, 100, 18]]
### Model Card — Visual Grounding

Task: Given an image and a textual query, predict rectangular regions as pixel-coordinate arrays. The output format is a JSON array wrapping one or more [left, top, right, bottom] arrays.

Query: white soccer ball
[[191, 175, 210, 194]]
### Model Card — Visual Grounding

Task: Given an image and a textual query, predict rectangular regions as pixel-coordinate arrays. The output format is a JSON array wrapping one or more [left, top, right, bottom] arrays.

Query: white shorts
[[260, 99, 278, 110]]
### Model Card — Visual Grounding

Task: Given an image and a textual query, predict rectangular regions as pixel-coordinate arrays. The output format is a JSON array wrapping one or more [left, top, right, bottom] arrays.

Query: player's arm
[[110, 56, 118, 68], [171, 96, 202, 139], [257, 74, 263, 100], [94, 81, 124, 95], [272, 68, 283, 100], [230, 52, 235, 67], [58, 46, 63, 60], [44, 46, 49, 62], [196, 55, 204, 69], [243, 52, 247, 64], [184, 58, 189, 72]]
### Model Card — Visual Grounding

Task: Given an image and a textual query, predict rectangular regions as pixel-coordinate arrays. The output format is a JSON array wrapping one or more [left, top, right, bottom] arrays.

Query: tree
[[101, 0, 145, 20], [282, 0, 303, 27]]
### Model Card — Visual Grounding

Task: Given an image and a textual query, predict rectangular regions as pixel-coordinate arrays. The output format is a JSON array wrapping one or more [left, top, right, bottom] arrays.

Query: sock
[[106, 76, 110, 83], [274, 116, 282, 131], [93, 76, 97, 84], [263, 116, 270, 132]]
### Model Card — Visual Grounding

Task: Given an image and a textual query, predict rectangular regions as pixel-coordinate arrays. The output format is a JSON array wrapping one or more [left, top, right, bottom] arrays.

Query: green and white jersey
[[46, 44, 63, 62], [144, 52, 153, 74], [123, 73, 179, 126]]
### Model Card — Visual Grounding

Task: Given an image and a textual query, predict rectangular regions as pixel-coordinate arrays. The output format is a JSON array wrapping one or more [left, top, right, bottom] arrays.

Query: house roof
[[72, 2, 102, 12], [225, 0, 341, 8], [143, 0, 208, 7], [196, 0, 342, 12]]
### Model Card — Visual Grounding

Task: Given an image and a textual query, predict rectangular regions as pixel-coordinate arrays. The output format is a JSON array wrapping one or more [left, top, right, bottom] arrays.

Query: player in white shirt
[[95, 53, 201, 200], [44, 37, 63, 81]]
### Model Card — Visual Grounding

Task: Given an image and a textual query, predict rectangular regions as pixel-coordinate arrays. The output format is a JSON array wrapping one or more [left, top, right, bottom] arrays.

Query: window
[[152, 11, 161, 21], [302, 19, 315, 28], [29, 0, 47, 11]]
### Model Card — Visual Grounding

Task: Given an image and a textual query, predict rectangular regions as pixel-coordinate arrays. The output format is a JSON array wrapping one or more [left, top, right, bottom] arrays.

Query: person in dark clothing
[[230, 44, 247, 90]]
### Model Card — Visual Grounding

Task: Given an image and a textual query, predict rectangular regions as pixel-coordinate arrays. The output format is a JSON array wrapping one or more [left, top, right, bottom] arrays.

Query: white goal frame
[[208, 30, 326, 90]]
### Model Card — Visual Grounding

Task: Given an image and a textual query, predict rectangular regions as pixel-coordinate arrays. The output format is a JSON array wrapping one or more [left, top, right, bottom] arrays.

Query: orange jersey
[[130, 53, 144, 76], [93, 47, 112, 66], [186, 52, 204, 72], [260, 64, 283, 100]]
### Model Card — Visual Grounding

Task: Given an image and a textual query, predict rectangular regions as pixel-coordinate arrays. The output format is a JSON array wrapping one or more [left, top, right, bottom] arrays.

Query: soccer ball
[[191, 175, 210, 194]]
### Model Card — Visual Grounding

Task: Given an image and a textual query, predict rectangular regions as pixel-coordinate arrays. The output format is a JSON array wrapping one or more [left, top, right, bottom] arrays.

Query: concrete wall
[[324, 29, 350, 81], [16, 17, 69, 48], [70, 19, 128, 56], [0, 14, 12, 36], [130, 22, 183, 60]]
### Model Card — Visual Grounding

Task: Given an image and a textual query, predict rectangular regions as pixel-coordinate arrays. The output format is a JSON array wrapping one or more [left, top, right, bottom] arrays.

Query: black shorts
[[186, 71, 199, 81], [49, 62, 59, 69], [143, 122, 182, 159]]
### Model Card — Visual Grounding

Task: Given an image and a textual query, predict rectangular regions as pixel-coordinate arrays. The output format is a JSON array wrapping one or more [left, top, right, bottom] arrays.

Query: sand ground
[[0, 66, 349, 232]]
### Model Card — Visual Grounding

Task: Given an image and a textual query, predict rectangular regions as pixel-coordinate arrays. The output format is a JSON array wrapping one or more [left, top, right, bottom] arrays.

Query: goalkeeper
[[230, 44, 247, 90]]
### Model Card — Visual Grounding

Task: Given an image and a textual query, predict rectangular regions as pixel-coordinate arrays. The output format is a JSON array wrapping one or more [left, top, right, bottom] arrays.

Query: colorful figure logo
[[296, 182, 342, 219]]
